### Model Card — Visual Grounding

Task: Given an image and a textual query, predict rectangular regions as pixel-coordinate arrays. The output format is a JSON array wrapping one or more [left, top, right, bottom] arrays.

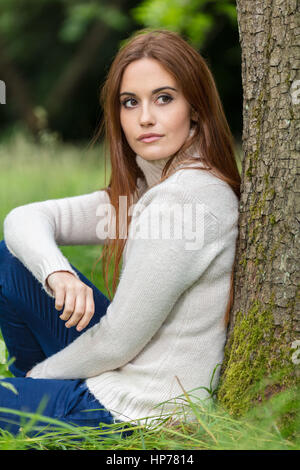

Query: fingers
[[65, 291, 86, 329], [76, 289, 95, 332], [55, 286, 65, 312], [59, 289, 76, 322], [57, 285, 95, 331]]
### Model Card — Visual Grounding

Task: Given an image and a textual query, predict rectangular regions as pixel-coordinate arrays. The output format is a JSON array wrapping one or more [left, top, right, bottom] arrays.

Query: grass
[[0, 365, 298, 450], [0, 129, 112, 295], [0, 130, 299, 450]]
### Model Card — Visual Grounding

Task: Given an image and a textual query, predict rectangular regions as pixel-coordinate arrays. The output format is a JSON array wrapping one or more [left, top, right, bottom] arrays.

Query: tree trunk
[[217, 0, 299, 416]]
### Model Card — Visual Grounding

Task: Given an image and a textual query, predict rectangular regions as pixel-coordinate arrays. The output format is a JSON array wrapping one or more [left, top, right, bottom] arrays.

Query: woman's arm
[[3, 189, 112, 296], [3, 177, 147, 298]]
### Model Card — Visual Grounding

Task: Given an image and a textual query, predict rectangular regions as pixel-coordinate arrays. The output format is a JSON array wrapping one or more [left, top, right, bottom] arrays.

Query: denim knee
[[0, 240, 10, 279], [0, 240, 12, 265], [0, 239, 25, 291], [0, 239, 8, 258], [0, 239, 15, 271]]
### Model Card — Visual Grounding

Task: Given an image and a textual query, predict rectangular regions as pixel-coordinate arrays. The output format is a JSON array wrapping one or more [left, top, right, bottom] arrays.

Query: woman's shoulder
[[166, 163, 237, 197], [170, 162, 231, 190], [174, 168, 239, 218], [139, 166, 239, 226]]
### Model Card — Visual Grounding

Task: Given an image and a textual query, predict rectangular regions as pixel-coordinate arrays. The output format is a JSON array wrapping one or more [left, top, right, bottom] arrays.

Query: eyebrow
[[119, 86, 178, 98]]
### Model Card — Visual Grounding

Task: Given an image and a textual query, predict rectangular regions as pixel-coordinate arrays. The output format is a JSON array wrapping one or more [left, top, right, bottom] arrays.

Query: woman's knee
[[0, 240, 27, 290], [0, 240, 18, 270], [0, 239, 8, 258], [0, 240, 14, 262], [0, 240, 11, 273]]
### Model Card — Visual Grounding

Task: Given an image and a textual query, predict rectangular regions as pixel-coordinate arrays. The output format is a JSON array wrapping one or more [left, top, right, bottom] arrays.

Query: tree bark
[[217, 0, 299, 416]]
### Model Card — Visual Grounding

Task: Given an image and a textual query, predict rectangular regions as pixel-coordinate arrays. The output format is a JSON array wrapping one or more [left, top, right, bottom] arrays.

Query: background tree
[[0, 0, 242, 142], [217, 0, 299, 417], [0, 0, 139, 140]]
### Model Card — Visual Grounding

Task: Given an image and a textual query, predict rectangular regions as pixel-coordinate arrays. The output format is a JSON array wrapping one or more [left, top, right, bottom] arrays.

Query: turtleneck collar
[[135, 129, 206, 189], [135, 154, 170, 189]]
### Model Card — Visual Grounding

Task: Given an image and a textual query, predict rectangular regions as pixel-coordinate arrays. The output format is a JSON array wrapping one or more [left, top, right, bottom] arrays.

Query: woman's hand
[[46, 271, 95, 332]]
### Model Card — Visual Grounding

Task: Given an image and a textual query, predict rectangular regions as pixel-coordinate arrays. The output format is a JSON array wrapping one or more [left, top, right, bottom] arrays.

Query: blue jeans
[[0, 240, 123, 437]]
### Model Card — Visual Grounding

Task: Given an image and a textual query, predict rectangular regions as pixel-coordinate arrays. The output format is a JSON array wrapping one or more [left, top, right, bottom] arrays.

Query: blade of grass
[[175, 375, 218, 445]]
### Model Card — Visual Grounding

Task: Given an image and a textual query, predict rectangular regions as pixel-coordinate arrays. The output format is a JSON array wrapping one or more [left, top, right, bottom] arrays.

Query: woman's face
[[119, 58, 192, 161]]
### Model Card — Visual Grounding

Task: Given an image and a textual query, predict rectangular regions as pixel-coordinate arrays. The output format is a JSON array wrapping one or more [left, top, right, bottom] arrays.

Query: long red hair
[[90, 29, 241, 326]]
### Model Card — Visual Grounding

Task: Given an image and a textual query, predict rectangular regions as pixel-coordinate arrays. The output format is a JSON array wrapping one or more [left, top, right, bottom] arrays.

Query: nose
[[139, 102, 155, 127]]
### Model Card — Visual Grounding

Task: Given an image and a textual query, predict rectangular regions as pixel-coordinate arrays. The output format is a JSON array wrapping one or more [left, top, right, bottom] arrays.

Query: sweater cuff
[[29, 359, 49, 378], [38, 255, 80, 298]]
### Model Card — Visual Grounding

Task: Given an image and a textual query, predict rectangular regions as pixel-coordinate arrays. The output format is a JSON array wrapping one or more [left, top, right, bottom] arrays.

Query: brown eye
[[121, 98, 137, 108], [157, 95, 173, 104]]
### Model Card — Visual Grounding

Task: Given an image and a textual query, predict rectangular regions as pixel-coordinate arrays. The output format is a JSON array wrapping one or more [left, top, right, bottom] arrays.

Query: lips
[[138, 134, 163, 143]]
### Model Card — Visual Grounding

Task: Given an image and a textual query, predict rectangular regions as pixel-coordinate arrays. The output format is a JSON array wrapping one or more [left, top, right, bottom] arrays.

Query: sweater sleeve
[[3, 177, 147, 298], [29, 183, 221, 380], [3, 189, 113, 297]]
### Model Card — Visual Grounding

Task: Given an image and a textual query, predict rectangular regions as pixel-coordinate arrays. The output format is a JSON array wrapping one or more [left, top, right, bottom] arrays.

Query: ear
[[190, 107, 199, 124]]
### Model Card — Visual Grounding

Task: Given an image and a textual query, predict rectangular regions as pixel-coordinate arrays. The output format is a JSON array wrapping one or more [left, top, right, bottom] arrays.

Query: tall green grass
[[0, 131, 298, 450]]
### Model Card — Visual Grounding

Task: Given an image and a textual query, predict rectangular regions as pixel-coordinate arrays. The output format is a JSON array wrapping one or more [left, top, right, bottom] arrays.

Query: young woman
[[0, 29, 240, 435]]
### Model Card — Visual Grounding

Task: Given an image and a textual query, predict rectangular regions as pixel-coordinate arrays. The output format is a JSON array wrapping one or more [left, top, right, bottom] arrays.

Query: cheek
[[163, 105, 191, 134], [120, 112, 135, 141]]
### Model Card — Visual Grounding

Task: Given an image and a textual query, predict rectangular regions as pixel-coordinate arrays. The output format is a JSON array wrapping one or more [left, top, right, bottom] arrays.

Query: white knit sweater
[[3, 153, 239, 425]]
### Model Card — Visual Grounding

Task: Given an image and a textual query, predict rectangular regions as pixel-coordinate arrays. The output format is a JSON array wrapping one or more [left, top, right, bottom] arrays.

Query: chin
[[138, 147, 176, 161]]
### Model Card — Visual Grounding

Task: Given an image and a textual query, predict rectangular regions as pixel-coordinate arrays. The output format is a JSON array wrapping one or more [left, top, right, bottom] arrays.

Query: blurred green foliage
[[132, 0, 237, 48], [60, 2, 130, 42], [0, 0, 242, 142]]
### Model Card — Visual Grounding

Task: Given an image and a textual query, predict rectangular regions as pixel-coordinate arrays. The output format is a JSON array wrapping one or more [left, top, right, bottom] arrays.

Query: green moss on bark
[[217, 294, 298, 417]]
